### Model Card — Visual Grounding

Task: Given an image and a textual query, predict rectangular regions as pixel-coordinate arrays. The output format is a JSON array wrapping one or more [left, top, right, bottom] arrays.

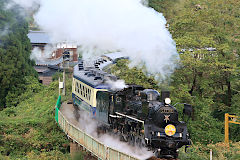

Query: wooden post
[[225, 113, 229, 146]]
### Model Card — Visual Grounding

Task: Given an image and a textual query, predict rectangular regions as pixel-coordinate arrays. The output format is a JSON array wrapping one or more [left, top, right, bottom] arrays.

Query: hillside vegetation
[[0, 73, 73, 159], [149, 0, 240, 143]]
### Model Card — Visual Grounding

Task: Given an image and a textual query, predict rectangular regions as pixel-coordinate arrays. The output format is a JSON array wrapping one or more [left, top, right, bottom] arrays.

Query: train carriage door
[[96, 91, 110, 124]]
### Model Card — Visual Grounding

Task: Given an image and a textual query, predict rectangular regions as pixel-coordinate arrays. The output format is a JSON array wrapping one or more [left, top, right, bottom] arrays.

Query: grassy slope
[[0, 74, 72, 160]]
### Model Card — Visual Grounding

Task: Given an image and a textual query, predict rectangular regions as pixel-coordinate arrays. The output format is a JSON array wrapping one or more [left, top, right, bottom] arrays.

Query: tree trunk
[[226, 78, 231, 107], [189, 70, 197, 96]]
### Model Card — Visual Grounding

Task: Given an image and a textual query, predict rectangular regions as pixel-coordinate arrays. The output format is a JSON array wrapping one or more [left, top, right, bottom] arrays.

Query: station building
[[28, 30, 78, 85], [27, 30, 78, 62]]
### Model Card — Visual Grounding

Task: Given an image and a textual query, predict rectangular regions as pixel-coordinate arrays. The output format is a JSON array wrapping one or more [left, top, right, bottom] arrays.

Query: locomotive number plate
[[160, 108, 174, 113]]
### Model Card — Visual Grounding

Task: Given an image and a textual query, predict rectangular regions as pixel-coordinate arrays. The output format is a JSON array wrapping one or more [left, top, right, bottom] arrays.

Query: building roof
[[34, 66, 50, 73], [27, 30, 51, 44], [35, 65, 62, 71], [35, 57, 63, 66]]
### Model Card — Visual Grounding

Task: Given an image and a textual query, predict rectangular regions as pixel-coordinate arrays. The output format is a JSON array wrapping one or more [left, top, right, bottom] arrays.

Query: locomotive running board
[[109, 114, 122, 118], [115, 112, 144, 124]]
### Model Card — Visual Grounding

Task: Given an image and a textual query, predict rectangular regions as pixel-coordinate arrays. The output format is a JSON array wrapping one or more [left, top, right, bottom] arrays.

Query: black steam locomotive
[[72, 53, 192, 158]]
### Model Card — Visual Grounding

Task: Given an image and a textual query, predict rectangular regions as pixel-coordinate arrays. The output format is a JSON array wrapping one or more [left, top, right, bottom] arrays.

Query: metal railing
[[55, 98, 138, 160]]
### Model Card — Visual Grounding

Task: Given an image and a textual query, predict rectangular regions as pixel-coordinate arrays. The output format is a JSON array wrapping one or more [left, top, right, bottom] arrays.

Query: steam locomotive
[[72, 53, 192, 158]]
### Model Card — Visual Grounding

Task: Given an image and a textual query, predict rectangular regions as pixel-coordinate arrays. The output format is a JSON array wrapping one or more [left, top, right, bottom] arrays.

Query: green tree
[[0, 0, 37, 108]]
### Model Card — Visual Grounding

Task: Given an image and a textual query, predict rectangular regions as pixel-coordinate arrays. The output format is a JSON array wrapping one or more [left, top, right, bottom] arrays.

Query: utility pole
[[59, 77, 61, 95], [63, 68, 66, 96], [62, 47, 67, 96]]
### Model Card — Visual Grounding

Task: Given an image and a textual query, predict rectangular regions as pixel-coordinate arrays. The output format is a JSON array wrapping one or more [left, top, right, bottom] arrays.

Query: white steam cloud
[[14, 0, 178, 78], [30, 45, 56, 62], [106, 79, 128, 91], [13, 0, 178, 78]]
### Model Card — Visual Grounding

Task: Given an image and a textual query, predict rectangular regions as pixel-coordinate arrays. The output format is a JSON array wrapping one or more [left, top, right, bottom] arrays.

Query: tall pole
[[225, 113, 229, 146], [59, 77, 61, 95], [62, 47, 66, 96], [63, 67, 66, 96]]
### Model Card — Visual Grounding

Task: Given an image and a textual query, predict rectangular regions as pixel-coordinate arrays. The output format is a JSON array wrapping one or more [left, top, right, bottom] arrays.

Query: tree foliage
[[148, 0, 240, 143], [0, 0, 37, 108], [109, 59, 160, 89]]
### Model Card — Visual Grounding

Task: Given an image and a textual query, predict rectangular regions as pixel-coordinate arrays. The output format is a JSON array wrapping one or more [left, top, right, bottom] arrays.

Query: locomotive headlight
[[165, 124, 176, 136], [164, 98, 171, 104]]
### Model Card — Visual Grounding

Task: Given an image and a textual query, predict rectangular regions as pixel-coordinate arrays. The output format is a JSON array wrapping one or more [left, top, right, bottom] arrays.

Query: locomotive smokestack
[[161, 91, 170, 104]]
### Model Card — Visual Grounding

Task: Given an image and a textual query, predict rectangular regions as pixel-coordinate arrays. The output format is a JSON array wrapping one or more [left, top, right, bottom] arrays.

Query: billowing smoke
[[30, 47, 43, 61], [99, 134, 153, 159], [13, 0, 178, 79], [30, 45, 63, 65], [30, 45, 56, 62], [106, 79, 128, 91]]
